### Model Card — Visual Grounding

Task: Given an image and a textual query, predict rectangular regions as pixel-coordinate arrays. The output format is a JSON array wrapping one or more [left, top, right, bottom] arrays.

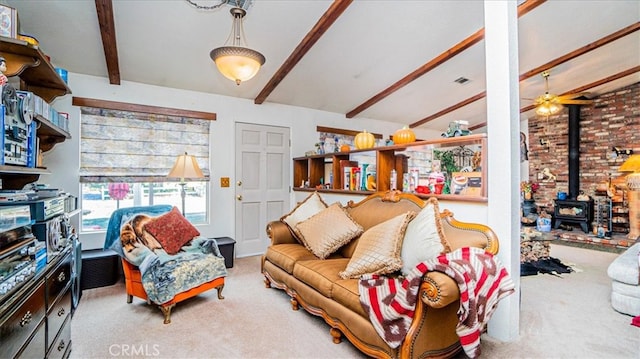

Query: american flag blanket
[[359, 247, 515, 358]]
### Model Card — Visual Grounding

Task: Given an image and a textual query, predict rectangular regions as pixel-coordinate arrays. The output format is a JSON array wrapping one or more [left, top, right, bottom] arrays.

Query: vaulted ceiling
[[6, 0, 639, 133]]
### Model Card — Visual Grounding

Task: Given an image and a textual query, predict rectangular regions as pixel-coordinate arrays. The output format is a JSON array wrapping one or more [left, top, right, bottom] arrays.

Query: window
[[79, 105, 211, 232]]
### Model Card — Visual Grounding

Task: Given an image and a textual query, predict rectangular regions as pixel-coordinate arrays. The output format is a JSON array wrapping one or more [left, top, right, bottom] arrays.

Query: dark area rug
[[521, 257, 573, 276]]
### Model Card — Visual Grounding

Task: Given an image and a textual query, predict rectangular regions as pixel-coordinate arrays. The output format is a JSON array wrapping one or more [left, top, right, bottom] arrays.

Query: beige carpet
[[70, 244, 639, 359]]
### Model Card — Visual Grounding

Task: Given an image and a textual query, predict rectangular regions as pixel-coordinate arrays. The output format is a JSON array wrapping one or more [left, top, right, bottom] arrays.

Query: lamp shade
[[619, 154, 640, 173], [210, 46, 265, 85], [167, 152, 204, 181]]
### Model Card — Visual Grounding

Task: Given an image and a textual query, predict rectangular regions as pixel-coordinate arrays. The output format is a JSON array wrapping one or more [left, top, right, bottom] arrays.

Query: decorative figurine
[[541, 167, 557, 182]]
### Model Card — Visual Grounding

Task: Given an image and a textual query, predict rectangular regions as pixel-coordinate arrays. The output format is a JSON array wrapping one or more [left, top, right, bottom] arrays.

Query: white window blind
[[79, 107, 210, 183]]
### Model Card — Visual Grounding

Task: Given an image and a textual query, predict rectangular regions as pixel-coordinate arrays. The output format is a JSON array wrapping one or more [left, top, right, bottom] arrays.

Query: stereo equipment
[[0, 195, 67, 222], [0, 85, 36, 167], [0, 226, 38, 305]]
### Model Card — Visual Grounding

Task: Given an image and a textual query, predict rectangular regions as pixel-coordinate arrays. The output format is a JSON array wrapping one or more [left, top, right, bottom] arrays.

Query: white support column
[[484, 0, 521, 341]]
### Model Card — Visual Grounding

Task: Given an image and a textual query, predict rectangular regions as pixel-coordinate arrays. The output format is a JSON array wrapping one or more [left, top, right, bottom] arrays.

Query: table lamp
[[167, 152, 204, 215], [619, 154, 640, 240]]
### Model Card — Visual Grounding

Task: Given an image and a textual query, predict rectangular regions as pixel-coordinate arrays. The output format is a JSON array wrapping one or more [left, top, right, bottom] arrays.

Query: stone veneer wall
[[527, 81, 640, 204]]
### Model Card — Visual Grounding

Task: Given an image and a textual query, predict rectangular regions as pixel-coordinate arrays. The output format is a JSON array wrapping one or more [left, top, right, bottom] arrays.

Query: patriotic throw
[[359, 247, 515, 358]]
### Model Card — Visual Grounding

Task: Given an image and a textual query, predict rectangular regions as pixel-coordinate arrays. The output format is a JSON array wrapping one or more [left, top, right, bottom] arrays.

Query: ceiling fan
[[533, 70, 593, 116]]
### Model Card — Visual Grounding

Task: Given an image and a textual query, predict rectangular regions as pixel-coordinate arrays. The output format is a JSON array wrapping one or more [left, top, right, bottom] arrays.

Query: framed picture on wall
[[0, 5, 18, 38]]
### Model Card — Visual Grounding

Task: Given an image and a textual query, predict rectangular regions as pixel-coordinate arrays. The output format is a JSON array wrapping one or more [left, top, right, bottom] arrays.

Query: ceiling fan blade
[[557, 99, 594, 105], [557, 92, 592, 100]]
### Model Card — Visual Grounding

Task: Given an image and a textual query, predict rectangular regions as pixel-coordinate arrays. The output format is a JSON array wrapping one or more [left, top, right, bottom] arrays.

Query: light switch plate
[[221, 177, 230, 187]]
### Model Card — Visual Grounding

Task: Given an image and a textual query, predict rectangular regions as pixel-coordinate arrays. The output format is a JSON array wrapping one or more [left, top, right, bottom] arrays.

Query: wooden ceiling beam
[[519, 21, 640, 81], [410, 92, 486, 129], [346, 0, 546, 119], [254, 0, 353, 105], [409, 23, 640, 128], [95, 0, 121, 85], [456, 65, 640, 130]]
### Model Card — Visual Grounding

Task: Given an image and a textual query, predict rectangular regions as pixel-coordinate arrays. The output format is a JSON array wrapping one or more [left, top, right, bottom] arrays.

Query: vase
[[522, 199, 536, 216], [524, 191, 532, 200]]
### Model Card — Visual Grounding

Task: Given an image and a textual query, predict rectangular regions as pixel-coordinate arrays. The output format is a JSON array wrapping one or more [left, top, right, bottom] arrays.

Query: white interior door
[[235, 123, 290, 257]]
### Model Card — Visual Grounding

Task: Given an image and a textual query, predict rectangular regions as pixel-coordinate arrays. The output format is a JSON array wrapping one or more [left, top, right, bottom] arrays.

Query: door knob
[[237, 181, 242, 186], [236, 195, 243, 201]]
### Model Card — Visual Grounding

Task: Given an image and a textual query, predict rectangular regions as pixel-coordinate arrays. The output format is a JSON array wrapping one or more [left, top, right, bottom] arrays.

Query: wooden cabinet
[[0, 36, 72, 190], [0, 248, 73, 359], [293, 134, 487, 202]]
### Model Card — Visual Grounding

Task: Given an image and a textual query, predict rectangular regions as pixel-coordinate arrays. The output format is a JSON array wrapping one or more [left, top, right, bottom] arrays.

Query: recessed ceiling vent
[[454, 77, 470, 84]]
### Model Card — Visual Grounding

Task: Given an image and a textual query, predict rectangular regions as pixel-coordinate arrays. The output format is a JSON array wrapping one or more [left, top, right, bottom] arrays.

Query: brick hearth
[[552, 229, 632, 251], [526, 82, 639, 249]]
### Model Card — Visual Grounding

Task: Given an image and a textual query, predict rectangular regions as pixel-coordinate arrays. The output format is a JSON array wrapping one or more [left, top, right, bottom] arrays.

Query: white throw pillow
[[400, 197, 449, 276], [280, 191, 328, 233]]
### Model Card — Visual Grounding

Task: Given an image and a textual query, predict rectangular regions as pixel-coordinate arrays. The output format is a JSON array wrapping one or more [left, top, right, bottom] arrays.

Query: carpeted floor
[[70, 244, 639, 358]]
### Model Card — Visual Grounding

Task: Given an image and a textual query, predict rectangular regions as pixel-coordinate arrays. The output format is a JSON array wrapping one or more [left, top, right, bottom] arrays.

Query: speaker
[[80, 249, 120, 290], [71, 235, 82, 313]]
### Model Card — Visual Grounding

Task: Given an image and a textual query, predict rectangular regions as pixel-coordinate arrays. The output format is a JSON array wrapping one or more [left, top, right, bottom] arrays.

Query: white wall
[[41, 72, 479, 250]]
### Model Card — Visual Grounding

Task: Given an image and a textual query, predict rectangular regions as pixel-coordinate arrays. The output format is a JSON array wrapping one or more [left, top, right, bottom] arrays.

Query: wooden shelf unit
[[0, 36, 72, 189], [293, 134, 487, 202]]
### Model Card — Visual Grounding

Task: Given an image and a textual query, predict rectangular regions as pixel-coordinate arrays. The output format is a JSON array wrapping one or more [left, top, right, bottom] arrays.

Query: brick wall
[[527, 82, 640, 204]]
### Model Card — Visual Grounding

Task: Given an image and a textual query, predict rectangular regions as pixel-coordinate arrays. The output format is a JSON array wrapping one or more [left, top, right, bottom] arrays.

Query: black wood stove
[[554, 199, 594, 233], [552, 104, 594, 233]]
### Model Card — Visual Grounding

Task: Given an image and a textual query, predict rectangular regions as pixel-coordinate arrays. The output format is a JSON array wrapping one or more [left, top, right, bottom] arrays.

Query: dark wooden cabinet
[[0, 249, 73, 359]]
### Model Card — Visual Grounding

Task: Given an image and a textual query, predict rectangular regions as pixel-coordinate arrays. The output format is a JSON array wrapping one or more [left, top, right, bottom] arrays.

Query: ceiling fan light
[[536, 102, 563, 116], [210, 46, 265, 85]]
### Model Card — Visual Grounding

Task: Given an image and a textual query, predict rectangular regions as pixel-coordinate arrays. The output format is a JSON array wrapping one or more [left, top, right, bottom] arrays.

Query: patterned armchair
[[104, 205, 227, 324]]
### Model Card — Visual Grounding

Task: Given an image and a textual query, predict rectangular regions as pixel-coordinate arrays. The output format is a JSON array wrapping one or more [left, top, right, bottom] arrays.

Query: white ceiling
[[5, 0, 640, 133]]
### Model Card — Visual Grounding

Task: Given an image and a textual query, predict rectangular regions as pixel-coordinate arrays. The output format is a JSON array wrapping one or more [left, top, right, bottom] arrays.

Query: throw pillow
[[400, 197, 450, 276], [340, 211, 416, 279], [144, 207, 201, 255], [280, 191, 328, 236], [294, 202, 363, 259]]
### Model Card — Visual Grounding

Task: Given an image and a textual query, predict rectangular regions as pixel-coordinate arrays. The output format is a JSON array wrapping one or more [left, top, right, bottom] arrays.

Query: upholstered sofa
[[261, 191, 503, 358], [607, 242, 640, 316]]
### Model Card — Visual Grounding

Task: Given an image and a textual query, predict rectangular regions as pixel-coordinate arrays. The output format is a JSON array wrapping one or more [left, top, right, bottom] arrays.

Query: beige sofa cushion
[[294, 258, 350, 298], [265, 244, 318, 274], [340, 211, 416, 279], [332, 278, 368, 318], [400, 197, 450, 275], [294, 203, 363, 259]]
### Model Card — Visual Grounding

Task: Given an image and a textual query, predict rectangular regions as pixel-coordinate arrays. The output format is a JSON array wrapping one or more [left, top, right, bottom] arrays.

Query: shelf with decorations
[[0, 35, 72, 189], [293, 133, 487, 202]]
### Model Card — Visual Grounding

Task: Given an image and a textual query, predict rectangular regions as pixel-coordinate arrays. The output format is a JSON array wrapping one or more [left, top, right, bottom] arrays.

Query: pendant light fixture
[[210, 6, 265, 85]]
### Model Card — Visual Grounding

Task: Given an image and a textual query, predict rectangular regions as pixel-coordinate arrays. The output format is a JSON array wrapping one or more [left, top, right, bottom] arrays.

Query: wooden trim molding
[[95, 0, 121, 85], [317, 126, 383, 139], [254, 0, 353, 105], [72, 97, 217, 120]]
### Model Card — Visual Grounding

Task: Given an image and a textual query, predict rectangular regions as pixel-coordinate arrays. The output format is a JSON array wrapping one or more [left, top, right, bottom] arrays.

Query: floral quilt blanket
[[131, 237, 227, 304], [359, 247, 514, 358]]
